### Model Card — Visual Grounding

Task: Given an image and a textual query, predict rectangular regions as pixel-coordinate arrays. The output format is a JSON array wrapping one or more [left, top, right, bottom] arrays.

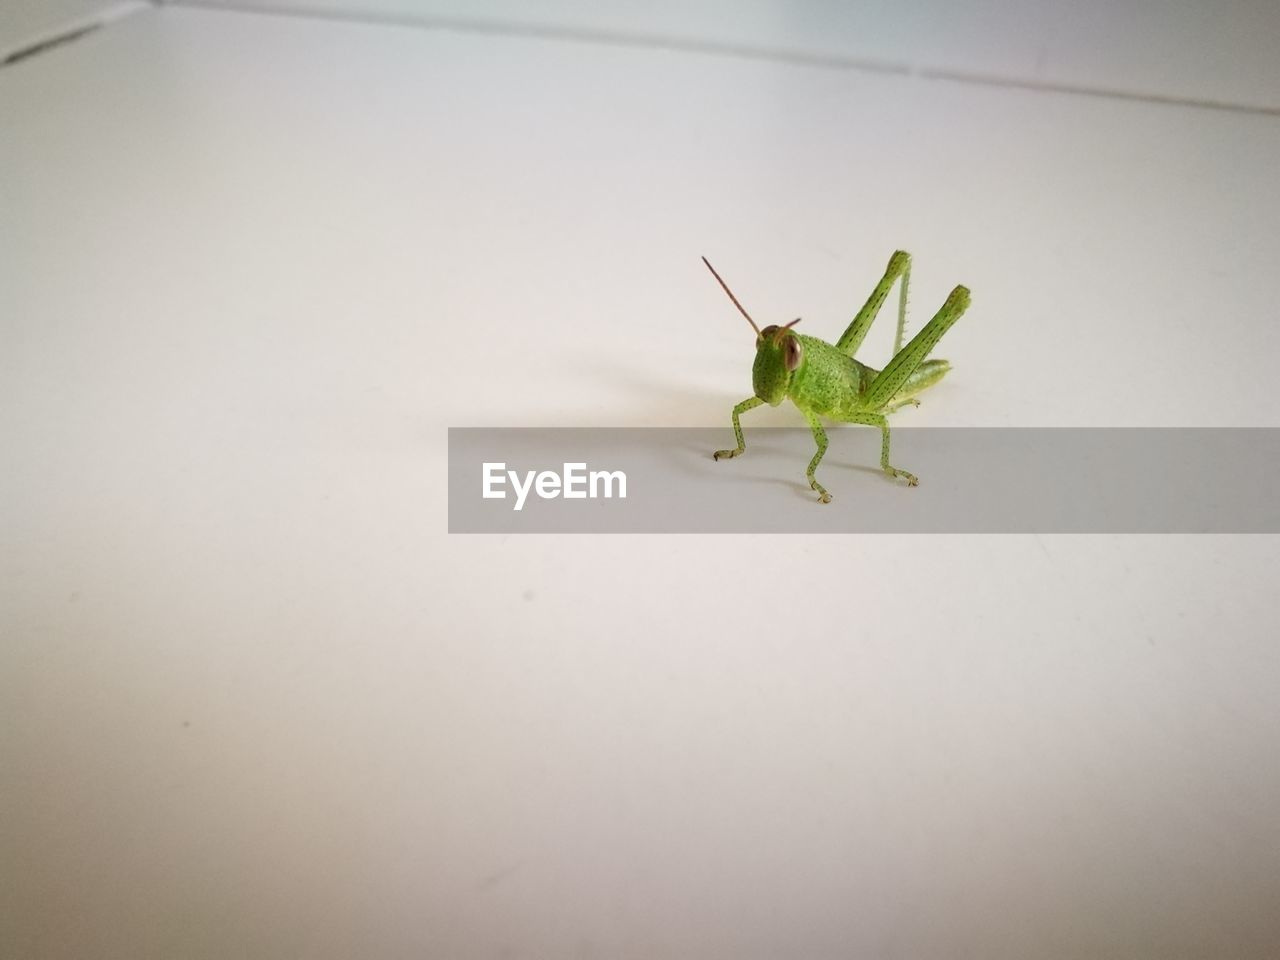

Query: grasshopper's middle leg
[[801, 408, 832, 503], [713, 396, 763, 460]]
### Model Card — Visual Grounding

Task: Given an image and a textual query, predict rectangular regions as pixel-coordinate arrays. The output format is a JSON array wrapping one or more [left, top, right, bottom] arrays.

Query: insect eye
[[784, 335, 803, 371]]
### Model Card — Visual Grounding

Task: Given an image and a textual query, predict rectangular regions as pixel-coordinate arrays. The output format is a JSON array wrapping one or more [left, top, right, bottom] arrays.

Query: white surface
[[3, 6, 1280, 958], [184, 0, 1280, 112]]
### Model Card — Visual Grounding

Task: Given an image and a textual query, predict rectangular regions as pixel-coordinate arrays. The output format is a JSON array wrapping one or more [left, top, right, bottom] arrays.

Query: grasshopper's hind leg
[[713, 396, 763, 460], [836, 250, 911, 357], [864, 286, 970, 412], [836, 411, 918, 486]]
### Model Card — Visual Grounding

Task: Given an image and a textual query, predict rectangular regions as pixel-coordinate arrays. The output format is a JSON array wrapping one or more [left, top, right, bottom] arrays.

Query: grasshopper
[[703, 252, 970, 503]]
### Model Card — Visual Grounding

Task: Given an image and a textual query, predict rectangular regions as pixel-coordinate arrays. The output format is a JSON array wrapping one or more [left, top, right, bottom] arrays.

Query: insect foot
[[886, 467, 919, 487], [713, 448, 743, 461], [810, 479, 832, 503]]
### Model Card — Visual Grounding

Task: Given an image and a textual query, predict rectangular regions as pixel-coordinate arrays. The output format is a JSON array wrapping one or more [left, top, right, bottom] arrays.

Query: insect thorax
[[788, 336, 871, 415]]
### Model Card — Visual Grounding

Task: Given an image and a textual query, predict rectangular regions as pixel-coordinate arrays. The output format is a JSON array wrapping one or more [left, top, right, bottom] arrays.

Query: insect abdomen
[[893, 358, 951, 402]]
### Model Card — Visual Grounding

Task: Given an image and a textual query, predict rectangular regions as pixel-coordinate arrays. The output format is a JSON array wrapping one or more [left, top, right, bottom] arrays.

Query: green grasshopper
[[703, 252, 970, 503]]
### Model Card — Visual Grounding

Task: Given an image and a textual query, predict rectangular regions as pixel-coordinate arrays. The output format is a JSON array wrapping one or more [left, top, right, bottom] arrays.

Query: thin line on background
[[168, 0, 1280, 119], [1, 2, 154, 67]]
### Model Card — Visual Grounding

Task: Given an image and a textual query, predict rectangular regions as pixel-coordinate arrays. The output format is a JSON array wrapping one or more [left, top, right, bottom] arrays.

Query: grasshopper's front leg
[[713, 396, 763, 460], [801, 408, 832, 503]]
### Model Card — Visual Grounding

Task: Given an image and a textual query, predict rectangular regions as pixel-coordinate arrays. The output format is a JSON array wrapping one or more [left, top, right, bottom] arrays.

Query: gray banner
[[448, 428, 1280, 533]]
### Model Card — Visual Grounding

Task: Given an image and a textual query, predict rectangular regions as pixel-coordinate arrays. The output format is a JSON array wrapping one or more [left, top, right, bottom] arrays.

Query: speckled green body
[[708, 250, 971, 503], [779, 335, 950, 418]]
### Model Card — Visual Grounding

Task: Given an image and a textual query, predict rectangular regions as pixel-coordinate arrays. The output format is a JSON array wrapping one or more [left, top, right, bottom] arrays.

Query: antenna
[[701, 256, 761, 337]]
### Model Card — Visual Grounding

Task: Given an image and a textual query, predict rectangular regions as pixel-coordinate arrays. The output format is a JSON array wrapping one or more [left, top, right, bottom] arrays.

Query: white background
[[3, 3, 1279, 957]]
